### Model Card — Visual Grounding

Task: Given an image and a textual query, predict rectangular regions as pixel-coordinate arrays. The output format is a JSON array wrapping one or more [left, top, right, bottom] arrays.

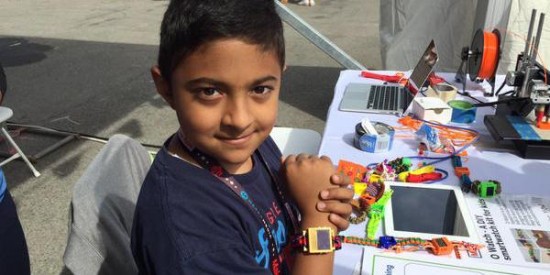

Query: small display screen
[[390, 185, 469, 236], [435, 238, 448, 247], [486, 186, 495, 196], [316, 229, 331, 250]]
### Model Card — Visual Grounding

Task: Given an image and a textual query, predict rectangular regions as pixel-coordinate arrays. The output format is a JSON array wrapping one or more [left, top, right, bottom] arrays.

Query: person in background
[[0, 64, 31, 273], [298, 0, 315, 6]]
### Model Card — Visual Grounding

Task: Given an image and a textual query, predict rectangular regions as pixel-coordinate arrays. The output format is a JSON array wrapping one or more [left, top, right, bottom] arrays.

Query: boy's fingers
[[295, 153, 312, 161], [320, 188, 354, 202], [330, 174, 351, 186], [329, 213, 350, 232], [319, 155, 332, 163], [316, 201, 352, 217], [283, 154, 297, 165]]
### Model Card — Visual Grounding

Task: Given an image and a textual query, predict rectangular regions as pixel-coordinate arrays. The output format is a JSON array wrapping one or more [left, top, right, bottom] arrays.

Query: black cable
[[472, 96, 528, 107], [494, 80, 507, 95], [499, 90, 516, 96], [456, 90, 487, 105]]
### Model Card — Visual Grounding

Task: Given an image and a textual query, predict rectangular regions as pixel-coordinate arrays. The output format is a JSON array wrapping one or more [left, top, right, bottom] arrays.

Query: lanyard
[[176, 131, 299, 272]]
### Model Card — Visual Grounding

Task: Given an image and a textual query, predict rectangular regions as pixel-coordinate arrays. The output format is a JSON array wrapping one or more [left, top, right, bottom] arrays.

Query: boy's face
[[155, 39, 282, 173]]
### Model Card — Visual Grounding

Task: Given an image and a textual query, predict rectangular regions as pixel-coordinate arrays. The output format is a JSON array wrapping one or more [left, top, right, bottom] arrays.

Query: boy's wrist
[[300, 214, 337, 232], [291, 226, 342, 254]]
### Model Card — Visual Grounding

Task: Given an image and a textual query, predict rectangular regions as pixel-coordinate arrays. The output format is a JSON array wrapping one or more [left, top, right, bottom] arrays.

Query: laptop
[[339, 40, 438, 115]]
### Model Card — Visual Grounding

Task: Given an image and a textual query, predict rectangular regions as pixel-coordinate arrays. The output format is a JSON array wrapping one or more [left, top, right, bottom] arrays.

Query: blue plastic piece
[[461, 174, 472, 186], [378, 236, 397, 249], [460, 174, 473, 193]]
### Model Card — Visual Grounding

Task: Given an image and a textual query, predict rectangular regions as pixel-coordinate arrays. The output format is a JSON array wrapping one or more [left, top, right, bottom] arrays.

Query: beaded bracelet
[[342, 235, 484, 258]]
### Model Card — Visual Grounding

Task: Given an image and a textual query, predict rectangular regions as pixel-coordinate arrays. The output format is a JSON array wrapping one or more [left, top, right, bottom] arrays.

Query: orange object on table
[[360, 71, 408, 86], [337, 160, 367, 183]]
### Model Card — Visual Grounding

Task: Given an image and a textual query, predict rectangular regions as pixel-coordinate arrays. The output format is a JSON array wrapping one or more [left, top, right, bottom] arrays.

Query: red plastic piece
[[360, 71, 403, 82], [428, 72, 446, 86], [406, 172, 442, 182]]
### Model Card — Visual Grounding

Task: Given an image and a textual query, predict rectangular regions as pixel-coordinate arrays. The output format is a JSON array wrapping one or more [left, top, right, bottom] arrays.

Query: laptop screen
[[409, 40, 438, 90], [338, 40, 439, 115]]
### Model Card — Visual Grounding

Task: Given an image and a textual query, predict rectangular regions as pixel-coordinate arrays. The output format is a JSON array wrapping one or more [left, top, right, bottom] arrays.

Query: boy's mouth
[[217, 132, 254, 146]]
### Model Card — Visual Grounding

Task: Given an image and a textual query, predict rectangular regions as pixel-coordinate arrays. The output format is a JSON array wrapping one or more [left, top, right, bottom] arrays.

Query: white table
[[322, 70, 550, 274]]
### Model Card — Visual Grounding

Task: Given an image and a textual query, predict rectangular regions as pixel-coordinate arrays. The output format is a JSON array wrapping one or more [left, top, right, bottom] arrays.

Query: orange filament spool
[[468, 29, 501, 81]]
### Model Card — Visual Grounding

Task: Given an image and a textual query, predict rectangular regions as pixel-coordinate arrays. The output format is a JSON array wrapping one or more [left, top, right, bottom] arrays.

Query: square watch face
[[316, 229, 331, 250], [308, 228, 333, 253]]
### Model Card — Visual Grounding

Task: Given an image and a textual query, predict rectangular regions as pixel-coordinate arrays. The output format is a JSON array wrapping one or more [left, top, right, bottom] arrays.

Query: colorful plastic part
[[406, 172, 442, 183], [366, 190, 393, 239], [378, 236, 397, 249], [472, 180, 501, 198], [426, 237, 454, 256], [454, 167, 470, 177], [337, 160, 367, 183], [460, 174, 473, 193]]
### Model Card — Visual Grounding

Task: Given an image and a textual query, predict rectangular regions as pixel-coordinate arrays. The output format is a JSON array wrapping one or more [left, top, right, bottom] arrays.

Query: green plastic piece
[[401, 157, 412, 167], [366, 190, 394, 239]]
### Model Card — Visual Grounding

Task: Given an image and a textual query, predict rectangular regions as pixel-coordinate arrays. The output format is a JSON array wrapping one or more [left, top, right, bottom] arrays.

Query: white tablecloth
[[323, 70, 550, 274]]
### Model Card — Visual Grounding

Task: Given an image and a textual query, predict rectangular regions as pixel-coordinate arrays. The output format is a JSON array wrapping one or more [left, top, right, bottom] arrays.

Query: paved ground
[[0, 0, 380, 274]]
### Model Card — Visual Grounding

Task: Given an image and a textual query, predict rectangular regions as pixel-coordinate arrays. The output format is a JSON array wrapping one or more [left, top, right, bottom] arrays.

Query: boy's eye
[[251, 86, 273, 95], [196, 87, 222, 99]]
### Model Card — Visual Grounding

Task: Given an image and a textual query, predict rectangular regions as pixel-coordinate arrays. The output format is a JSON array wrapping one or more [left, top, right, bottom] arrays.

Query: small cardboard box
[[412, 97, 452, 124]]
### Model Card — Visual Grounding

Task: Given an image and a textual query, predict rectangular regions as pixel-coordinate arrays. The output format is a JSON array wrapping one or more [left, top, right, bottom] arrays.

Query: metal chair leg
[[0, 126, 41, 177]]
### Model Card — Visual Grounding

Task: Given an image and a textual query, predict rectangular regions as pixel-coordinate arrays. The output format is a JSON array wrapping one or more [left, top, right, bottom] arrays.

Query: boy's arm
[[281, 154, 343, 275]]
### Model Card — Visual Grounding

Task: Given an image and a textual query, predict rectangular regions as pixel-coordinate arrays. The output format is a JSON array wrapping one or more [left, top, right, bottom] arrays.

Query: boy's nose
[[222, 98, 253, 130]]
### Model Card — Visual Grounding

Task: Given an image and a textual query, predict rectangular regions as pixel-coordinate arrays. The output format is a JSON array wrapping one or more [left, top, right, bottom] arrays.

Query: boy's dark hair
[[158, 0, 285, 83]]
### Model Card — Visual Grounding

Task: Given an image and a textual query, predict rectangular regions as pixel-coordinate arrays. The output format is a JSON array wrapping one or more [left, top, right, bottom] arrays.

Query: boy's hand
[[316, 174, 353, 231], [281, 155, 353, 232], [281, 154, 335, 220]]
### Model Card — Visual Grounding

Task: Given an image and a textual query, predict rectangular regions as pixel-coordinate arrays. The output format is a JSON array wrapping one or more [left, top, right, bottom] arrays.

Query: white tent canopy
[[380, 0, 550, 75]]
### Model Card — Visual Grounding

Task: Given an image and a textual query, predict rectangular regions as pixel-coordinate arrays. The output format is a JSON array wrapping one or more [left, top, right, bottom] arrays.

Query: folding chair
[[269, 126, 321, 156], [0, 63, 40, 177]]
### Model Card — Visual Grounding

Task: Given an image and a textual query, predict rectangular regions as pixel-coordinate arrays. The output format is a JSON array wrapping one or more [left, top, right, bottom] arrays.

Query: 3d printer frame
[[483, 9, 550, 160]]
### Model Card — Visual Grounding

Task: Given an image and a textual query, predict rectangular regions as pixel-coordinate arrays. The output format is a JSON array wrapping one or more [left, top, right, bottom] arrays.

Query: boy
[[131, 0, 353, 274]]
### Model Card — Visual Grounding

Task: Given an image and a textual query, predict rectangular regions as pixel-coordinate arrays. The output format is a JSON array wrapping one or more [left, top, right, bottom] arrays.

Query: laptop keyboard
[[367, 85, 400, 110]]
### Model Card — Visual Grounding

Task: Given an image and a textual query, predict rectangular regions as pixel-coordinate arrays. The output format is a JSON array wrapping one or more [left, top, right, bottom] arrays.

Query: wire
[[472, 96, 528, 107], [456, 90, 487, 105], [499, 90, 516, 96], [495, 80, 507, 95]]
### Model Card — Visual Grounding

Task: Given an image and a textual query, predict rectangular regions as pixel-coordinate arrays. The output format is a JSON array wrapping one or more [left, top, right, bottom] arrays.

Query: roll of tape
[[448, 100, 477, 123], [354, 121, 395, 153], [433, 83, 458, 103]]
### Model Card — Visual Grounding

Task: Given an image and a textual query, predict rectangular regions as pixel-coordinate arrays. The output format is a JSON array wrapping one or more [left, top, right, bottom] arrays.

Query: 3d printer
[[457, 9, 550, 160]]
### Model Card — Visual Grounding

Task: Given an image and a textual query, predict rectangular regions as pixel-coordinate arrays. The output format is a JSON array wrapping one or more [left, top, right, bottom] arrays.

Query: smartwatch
[[292, 227, 342, 254]]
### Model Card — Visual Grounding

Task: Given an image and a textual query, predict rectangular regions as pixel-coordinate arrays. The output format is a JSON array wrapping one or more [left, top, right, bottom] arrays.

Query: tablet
[[384, 181, 478, 243]]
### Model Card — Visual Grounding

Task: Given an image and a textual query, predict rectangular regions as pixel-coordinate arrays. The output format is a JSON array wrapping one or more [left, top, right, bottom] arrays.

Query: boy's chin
[[216, 151, 256, 173], [219, 152, 253, 165]]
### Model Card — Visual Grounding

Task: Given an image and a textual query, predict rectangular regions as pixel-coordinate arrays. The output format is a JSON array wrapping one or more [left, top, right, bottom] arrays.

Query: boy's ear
[[151, 65, 175, 109]]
